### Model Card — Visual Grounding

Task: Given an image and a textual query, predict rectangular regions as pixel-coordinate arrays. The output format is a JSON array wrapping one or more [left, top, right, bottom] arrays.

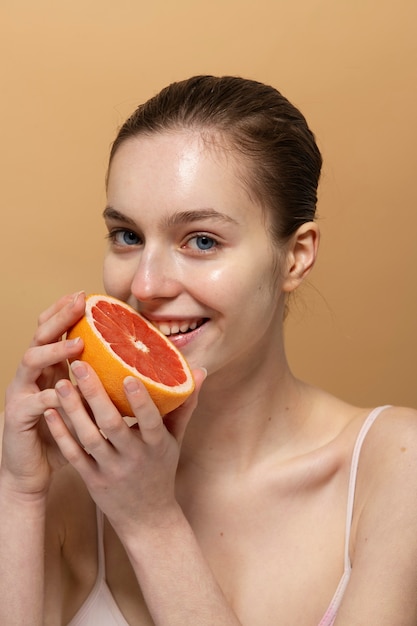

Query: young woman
[[1, 75, 417, 626]]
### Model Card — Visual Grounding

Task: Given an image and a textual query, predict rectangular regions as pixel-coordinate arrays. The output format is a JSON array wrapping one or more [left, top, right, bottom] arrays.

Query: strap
[[343, 405, 391, 568], [95, 506, 106, 579]]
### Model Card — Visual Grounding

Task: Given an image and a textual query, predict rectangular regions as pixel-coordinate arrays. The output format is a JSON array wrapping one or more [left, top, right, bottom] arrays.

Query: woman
[[1, 75, 417, 625]]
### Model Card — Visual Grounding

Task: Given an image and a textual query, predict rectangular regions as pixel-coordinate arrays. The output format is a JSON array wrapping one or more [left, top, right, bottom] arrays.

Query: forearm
[[122, 507, 241, 626], [0, 481, 46, 626]]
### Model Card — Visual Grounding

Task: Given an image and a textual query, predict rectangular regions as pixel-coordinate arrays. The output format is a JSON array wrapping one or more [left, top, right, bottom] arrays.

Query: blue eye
[[121, 231, 140, 245], [192, 235, 217, 251], [108, 229, 141, 246]]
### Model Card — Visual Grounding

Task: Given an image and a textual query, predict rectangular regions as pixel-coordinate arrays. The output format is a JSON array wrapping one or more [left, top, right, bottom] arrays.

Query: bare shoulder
[[353, 404, 417, 529], [371, 403, 417, 429], [336, 405, 417, 623], [360, 404, 417, 465]]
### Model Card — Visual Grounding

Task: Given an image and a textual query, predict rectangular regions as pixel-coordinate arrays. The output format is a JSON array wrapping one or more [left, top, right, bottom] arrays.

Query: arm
[[45, 362, 242, 626], [335, 407, 417, 625], [0, 412, 46, 624], [122, 506, 241, 626], [0, 478, 47, 625], [0, 293, 85, 625]]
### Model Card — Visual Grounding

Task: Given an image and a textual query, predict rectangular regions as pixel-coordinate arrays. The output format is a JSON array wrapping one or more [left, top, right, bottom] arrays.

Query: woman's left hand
[[44, 361, 206, 536]]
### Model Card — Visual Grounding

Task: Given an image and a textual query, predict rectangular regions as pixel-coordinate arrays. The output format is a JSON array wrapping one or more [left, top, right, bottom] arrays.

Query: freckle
[[220, 532, 224, 537], [401, 447, 407, 452]]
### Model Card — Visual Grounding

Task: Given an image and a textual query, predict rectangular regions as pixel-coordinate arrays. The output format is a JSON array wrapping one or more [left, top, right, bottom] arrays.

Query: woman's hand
[[1, 292, 85, 498], [44, 361, 206, 536]]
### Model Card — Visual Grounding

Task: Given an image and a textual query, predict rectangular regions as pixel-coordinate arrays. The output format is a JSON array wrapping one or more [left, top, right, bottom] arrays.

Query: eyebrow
[[163, 208, 238, 228], [102, 206, 239, 227], [102, 207, 137, 226]]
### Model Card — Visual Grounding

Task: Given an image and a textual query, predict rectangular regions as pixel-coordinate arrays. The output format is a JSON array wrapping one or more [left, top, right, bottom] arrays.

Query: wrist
[[118, 502, 188, 556], [0, 471, 49, 511]]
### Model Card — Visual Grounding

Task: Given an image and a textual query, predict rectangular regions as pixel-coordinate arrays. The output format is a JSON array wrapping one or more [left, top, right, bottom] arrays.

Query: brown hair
[[109, 75, 322, 242]]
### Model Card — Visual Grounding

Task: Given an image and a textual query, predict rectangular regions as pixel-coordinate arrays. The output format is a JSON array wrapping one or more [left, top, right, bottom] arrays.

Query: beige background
[[1, 0, 416, 408]]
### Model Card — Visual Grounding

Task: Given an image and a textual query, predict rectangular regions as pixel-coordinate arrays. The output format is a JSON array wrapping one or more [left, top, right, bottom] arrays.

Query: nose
[[130, 244, 182, 302]]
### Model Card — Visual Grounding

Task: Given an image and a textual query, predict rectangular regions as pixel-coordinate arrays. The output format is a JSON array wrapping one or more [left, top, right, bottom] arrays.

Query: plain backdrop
[[1, 0, 416, 408]]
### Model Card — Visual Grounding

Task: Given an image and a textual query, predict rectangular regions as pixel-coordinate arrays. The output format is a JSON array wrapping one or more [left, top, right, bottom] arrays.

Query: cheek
[[198, 265, 251, 308], [202, 267, 230, 299], [102, 255, 133, 299], [205, 259, 279, 315]]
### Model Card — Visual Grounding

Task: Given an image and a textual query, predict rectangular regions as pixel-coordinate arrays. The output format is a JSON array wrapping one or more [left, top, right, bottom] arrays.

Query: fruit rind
[[67, 294, 195, 417]]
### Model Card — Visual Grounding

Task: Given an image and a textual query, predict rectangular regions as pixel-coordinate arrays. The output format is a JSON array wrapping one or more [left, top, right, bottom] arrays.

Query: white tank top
[[67, 505, 129, 626]]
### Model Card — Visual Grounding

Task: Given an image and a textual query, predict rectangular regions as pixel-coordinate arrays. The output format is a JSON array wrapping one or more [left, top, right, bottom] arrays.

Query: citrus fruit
[[66, 294, 195, 416]]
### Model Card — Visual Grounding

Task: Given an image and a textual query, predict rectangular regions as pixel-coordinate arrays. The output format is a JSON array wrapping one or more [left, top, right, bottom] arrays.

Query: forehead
[[108, 130, 240, 182], [106, 131, 261, 218]]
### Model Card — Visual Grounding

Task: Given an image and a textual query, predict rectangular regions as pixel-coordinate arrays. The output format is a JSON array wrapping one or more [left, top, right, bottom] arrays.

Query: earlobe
[[282, 222, 320, 292]]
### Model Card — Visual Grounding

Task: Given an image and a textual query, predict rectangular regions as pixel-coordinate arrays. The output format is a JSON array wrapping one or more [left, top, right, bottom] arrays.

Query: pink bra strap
[[343, 405, 391, 569]]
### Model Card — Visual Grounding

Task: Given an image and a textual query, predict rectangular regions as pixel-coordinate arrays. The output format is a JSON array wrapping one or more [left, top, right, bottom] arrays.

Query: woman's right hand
[[1, 292, 85, 499]]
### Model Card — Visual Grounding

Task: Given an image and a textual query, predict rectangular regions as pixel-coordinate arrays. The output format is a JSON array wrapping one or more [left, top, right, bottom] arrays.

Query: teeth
[[155, 319, 201, 336]]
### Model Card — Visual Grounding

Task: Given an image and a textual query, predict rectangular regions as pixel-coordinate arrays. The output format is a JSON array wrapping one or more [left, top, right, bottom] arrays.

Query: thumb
[[163, 367, 207, 443]]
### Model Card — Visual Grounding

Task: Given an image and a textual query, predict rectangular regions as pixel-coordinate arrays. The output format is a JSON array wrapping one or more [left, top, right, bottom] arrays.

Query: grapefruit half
[[67, 294, 195, 416]]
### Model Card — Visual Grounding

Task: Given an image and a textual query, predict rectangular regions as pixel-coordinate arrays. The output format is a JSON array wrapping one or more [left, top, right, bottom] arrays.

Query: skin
[[1, 130, 417, 626]]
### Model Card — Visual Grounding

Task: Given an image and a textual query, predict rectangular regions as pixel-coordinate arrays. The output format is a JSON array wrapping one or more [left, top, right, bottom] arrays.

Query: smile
[[152, 318, 207, 337]]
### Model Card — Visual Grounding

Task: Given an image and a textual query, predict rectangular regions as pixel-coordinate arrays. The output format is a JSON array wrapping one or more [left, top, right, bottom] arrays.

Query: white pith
[[134, 339, 150, 352]]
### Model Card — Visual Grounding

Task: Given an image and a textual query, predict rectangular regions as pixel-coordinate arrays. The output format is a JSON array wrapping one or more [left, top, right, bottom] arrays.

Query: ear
[[282, 222, 320, 293]]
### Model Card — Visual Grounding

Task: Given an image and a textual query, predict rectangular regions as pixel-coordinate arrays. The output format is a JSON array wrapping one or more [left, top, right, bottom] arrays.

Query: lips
[[150, 318, 207, 337]]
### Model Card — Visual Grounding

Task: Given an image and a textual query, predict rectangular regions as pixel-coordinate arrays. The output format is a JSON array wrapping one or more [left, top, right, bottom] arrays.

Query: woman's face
[[103, 131, 289, 376]]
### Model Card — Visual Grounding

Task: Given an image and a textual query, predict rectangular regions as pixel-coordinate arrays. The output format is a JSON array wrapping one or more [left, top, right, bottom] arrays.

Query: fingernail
[[67, 337, 81, 347], [44, 409, 56, 423], [71, 360, 89, 379], [200, 367, 208, 380], [70, 290, 85, 307], [124, 376, 141, 394], [56, 380, 71, 397]]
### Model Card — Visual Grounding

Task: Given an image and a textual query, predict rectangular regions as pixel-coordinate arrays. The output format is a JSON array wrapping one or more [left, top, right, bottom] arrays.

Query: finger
[[123, 376, 165, 446], [23, 388, 63, 416], [31, 291, 85, 347], [70, 361, 131, 441], [62, 362, 133, 454], [55, 377, 116, 458], [15, 337, 84, 386], [163, 368, 207, 443], [37, 292, 81, 325], [36, 291, 85, 326], [44, 408, 94, 472], [4, 388, 62, 429]]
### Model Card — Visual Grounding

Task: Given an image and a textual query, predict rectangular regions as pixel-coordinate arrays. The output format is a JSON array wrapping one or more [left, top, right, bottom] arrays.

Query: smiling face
[[103, 130, 292, 377]]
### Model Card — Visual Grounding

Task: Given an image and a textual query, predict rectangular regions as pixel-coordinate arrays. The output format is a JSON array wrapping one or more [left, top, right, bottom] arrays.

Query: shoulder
[[353, 404, 417, 492], [336, 406, 417, 624], [353, 405, 417, 538], [358, 405, 417, 469], [307, 390, 417, 457]]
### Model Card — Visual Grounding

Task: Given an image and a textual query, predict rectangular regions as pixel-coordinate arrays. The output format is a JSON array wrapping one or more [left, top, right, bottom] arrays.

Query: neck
[[181, 350, 312, 474]]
